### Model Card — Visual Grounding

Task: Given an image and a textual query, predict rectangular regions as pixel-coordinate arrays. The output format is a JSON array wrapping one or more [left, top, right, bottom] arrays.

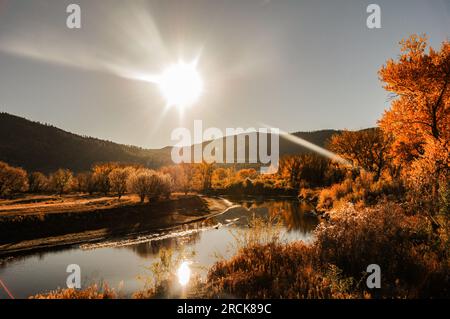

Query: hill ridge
[[0, 112, 342, 173]]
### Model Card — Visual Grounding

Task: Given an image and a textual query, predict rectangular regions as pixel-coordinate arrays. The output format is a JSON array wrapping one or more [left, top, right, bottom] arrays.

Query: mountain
[[0, 112, 170, 173], [0, 112, 340, 173]]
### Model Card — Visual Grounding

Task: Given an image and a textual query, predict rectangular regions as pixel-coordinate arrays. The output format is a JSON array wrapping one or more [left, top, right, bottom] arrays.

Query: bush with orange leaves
[[316, 171, 405, 211]]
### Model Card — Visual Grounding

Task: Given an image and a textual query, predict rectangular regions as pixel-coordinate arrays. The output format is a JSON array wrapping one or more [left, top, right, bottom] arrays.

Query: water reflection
[[223, 198, 318, 233], [0, 198, 320, 298], [121, 198, 318, 259], [126, 232, 202, 259]]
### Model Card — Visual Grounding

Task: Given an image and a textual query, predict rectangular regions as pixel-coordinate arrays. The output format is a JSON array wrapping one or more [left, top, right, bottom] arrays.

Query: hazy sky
[[0, 0, 449, 148]]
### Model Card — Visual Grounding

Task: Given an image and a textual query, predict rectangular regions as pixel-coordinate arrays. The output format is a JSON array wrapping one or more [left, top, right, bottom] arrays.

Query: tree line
[[0, 162, 173, 203]]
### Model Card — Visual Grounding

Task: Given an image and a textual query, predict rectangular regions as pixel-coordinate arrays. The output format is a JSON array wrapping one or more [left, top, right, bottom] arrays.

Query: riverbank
[[0, 194, 231, 256]]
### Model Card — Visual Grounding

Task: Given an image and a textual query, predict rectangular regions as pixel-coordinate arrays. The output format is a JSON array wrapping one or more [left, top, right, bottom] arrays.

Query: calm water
[[0, 198, 319, 298]]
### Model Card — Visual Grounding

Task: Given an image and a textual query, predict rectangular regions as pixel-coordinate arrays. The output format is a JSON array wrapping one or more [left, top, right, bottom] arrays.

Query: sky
[[0, 0, 449, 149]]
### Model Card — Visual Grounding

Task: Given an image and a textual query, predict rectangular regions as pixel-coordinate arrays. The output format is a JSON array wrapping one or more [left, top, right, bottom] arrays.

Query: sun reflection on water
[[177, 261, 191, 286]]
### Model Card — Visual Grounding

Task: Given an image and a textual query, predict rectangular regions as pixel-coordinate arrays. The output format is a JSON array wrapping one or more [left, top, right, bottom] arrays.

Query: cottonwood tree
[[199, 161, 214, 192], [160, 165, 189, 194], [0, 161, 28, 197], [154, 173, 173, 200], [49, 169, 73, 196], [297, 154, 333, 187], [328, 128, 392, 180], [28, 172, 48, 193], [379, 35, 450, 215], [109, 167, 133, 199], [279, 156, 303, 189], [180, 163, 196, 194], [128, 169, 173, 203], [379, 34, 449, 163], [92, 163, 117, 195], [212, 167, 234, 188], [128, 169, 152, 202], [279, 155, 337, 189], [74, 172, 90, 194]]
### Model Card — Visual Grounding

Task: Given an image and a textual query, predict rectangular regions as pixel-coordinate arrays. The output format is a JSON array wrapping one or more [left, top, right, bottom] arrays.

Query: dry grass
[[30, 284, 117, 299], [205, 242, 363, 299], [206, 203, 449, 299]]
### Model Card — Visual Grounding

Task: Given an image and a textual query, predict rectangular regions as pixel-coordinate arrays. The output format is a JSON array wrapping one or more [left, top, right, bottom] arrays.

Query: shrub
[[315, 203, 449, 298], [317, 189, 333, 211], [298, 188, 319, 204], [317, 171, 405, 211]]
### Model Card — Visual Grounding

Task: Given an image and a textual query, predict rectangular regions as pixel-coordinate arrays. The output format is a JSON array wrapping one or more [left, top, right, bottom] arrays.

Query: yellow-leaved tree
[[379, 34, 449, 216]]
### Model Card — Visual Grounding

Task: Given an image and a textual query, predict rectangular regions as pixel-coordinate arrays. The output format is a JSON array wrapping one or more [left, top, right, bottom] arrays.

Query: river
[[0, 197, 319, 298]]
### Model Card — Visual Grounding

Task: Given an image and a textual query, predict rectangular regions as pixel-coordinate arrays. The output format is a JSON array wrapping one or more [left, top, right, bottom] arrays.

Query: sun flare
[[157, 61, 203, 109]]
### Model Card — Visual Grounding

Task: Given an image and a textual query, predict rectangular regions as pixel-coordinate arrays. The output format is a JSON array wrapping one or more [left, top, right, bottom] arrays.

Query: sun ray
[[261, 124, 353, 166]]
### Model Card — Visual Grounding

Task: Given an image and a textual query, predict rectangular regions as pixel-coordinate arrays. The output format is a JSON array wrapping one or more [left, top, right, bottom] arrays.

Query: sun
[[157, 60, 203, 109]]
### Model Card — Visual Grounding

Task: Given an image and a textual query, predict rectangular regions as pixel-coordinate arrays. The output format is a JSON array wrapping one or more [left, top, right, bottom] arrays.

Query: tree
[[379, 35, 450, 216], [212, 167, 233, 188], [73, 172, 93, 194], [379, 35, 449, 164], [297, 154, 332, 187], [156, 173, 173, 200], [328, 128, 391, 180], [160, 165, 189, 194], [180, 163, 196, 194], [49, 169, 73, 196], [128, 169, 154, 203], [92, 163, 117, 195], [0, 161, 28, 197], [128, 169, 173, 203], [199, 162, 214, 192], [279, 156, 302, 189], [109, 167, 133, 199], [28, 172, 48, 193]]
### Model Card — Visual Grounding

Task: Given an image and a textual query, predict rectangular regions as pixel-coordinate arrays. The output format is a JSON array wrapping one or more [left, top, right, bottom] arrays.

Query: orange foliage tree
[[0, 161, 28, 197], [379, 34, 449, 163], [328, 128, 392, 180], [379, 34, 450, 215]]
